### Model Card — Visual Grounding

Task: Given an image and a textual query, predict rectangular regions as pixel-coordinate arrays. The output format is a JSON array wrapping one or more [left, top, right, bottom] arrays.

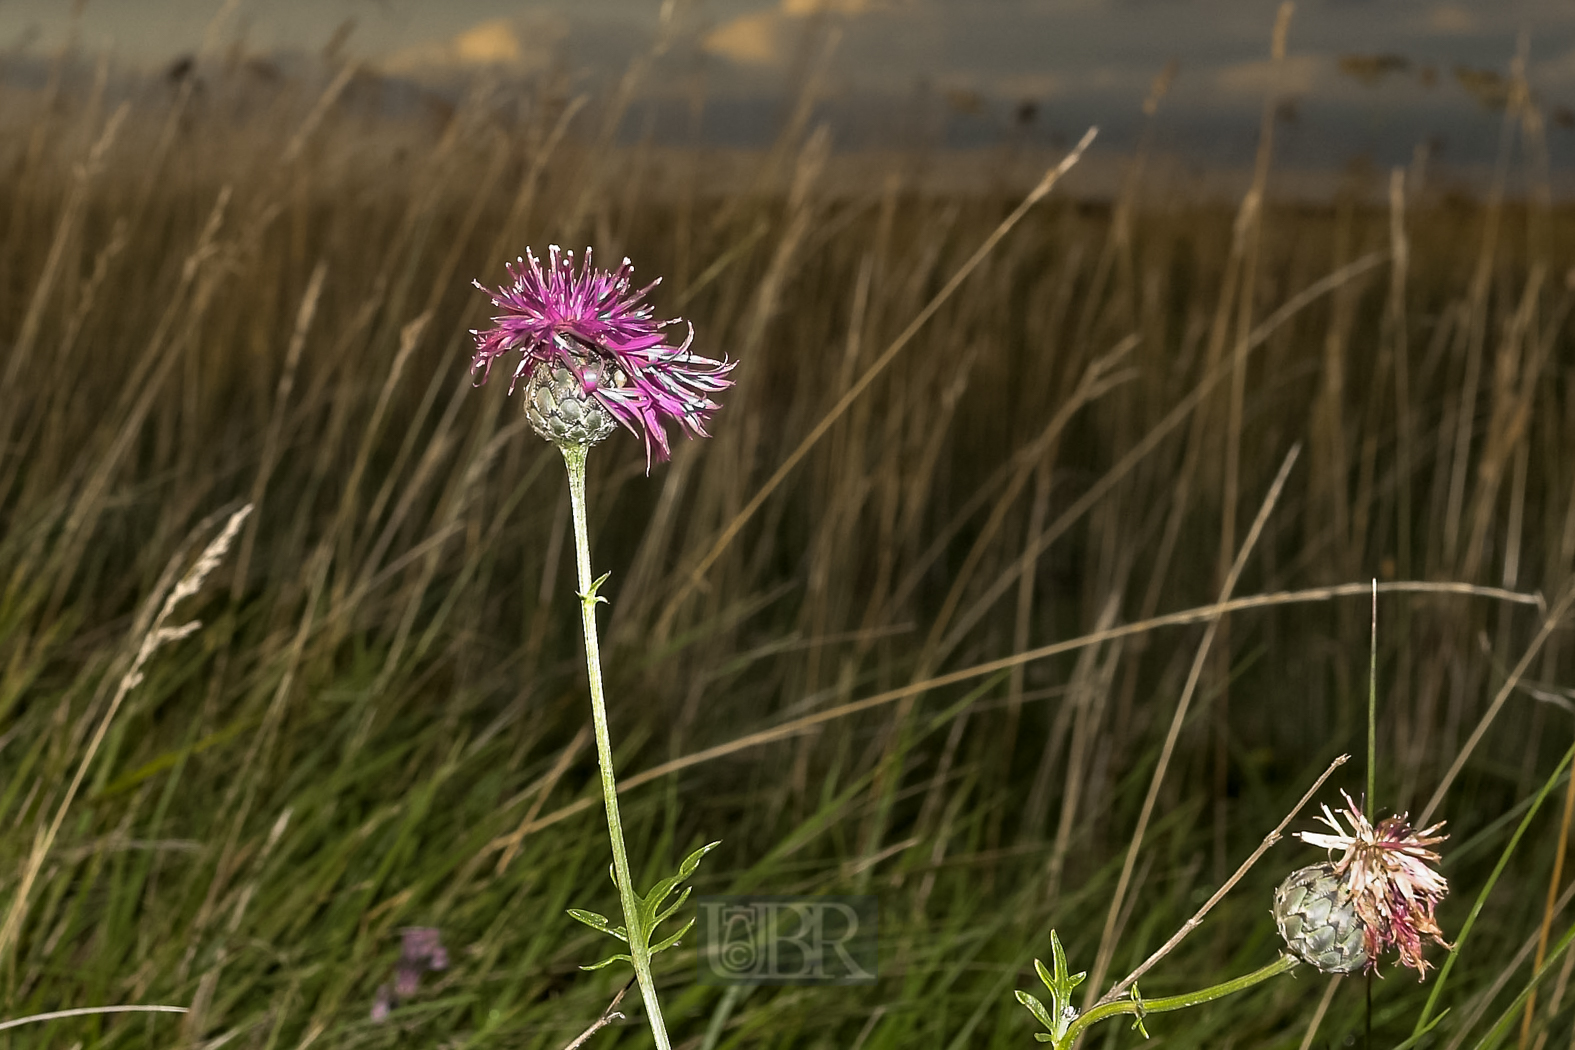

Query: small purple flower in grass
[[1297, 791, 1451, 978], [400, 926, 449, 973], [471, 245, 735, 467], [371, 985, 393, 1023], [370, 927, 450, 1022]]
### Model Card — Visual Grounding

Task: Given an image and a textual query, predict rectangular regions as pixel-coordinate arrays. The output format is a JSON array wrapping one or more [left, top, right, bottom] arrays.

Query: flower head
[[471, 246, 734, 466], [371, 927, 449, 1022], [1296, 790, 1450, 978]]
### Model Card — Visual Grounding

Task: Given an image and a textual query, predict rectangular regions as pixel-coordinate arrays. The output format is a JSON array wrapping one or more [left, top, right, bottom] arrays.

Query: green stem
[[562, 443, 671, 1050], [1367, 580, 1378, 1050], [1058, 955, 1298, 1048], [1368, 579, 1377, 811], [1414, 742, 1575, 1036]]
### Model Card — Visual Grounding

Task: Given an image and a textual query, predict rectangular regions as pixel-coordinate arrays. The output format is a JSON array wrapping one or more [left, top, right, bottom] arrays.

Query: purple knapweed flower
[[470, 246, 734, 467], [370, 927, 450, 1023]]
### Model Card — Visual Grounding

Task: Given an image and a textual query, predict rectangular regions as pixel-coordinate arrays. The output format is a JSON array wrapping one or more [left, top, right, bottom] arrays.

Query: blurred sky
[[4, 1, 1574, 173]]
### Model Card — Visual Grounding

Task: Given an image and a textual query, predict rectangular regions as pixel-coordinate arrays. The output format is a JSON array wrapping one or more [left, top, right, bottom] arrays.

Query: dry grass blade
[[0, 505, 251, 962], [560, 979, 635, 1050], [510, 577, 1534, 840], [0, 1006, 188, 1033], [653, 126, 1099, 640], [1084, 444, 1302, 1010], [1098, 753, 1349, 1004], [1421, 578, 1575, 825], [4, 25, 1572, 1046]]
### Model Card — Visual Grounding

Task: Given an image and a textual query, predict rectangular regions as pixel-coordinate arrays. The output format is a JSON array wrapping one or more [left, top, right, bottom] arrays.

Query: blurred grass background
[[1, 21, 1574, 1050]]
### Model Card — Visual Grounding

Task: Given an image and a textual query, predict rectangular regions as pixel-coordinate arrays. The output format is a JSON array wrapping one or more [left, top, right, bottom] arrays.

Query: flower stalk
[[472, 247, 731, 1047], [562, 442, 672, 1050], [1059, 955, 1298, 1047], [1018, 933, 1299, 1049]]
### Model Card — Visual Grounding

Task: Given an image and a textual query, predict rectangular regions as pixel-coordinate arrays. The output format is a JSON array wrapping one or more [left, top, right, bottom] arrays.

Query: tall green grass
[[1, 28, 1573, 1050]]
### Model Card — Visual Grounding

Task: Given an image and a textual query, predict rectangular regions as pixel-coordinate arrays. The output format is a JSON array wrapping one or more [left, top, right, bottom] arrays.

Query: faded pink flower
[[1298, 790, 1450, 978], [370, 985, 393, 1023], [371, 927, 450, 1022], [471, 246, 734, 466]]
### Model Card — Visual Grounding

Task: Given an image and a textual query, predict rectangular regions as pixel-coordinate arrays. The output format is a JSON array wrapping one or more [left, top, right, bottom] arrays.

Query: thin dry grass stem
[[560, 978, 635, 1050], [505, 95, 588, 248], [1462, 263, 1549, 582], [0, 216, 130, 514], [1041, 596, 1124, 896], [185, 544, 330, 965], [279, 63, 356, 167], [652, 126, 1099, 642], [232, 259, 328, 597], [362, 406, 537, 707], [329, 310, 433, 572], [779, 253, 881, 802], [561, 6, 684, 239], [1522, 734, 1575, 1045], [415, 131, 514, 324], [875, 340, 1134, 840], [1003, 455, 1053, 761], [351, 325, 466, 582], [1311, 197, 1359, 577], [938, 252, 1388, 661], [0, 100, 128, 409], [1443, 49, 1519, 568], [716, 123, 831, 524], [1098, 752, 1349, 1006], [922, 338, 1137, 661], [1297, 977, 1343, 1050], [719, 17, 841, 224], [493, 724, 592, 875], [1534, 947, 1575, 1050], [1421, 578, 1575, 825], [42, 184, 236, 621], [0, 1006, 189, 1033], [1212, 0, 1292, 885], [1388, 167, 1414, 577], [1083, 445, 1301, 1012], [1072, 60, 1173, 346], [1443, 877, 1575, 1050], [0, 504, 251, 964], [510, 580, 1520, 843], [183, 806, 294, 1043], [353, 407, 534, 627]]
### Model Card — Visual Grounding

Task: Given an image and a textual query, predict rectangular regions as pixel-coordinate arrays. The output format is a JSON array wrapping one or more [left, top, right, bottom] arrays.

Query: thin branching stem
[[1099, 753, 1348, 1004], [1064, 956, 1298, 1048]]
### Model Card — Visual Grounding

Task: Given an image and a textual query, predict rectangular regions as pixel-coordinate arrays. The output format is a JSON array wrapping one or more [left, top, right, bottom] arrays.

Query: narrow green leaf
[[1016, 990, 1055, 1031], [580, 952, 634, 971], [567, 908, 612, 933], [678, 840, 722, 878], [649, 917, 697, 956], [655, 884, 694, 927]]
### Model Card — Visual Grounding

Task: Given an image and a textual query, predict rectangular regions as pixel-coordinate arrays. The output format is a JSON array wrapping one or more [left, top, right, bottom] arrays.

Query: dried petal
[[1294, 790, 1450, 978]]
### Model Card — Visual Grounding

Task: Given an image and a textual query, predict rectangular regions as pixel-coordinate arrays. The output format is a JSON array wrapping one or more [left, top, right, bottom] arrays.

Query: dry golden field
[[1, 39, 1574, 1049]]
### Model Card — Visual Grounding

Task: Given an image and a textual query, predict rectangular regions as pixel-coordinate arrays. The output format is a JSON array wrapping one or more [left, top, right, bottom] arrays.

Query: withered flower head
[[1296, 790, 1450, 978]]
